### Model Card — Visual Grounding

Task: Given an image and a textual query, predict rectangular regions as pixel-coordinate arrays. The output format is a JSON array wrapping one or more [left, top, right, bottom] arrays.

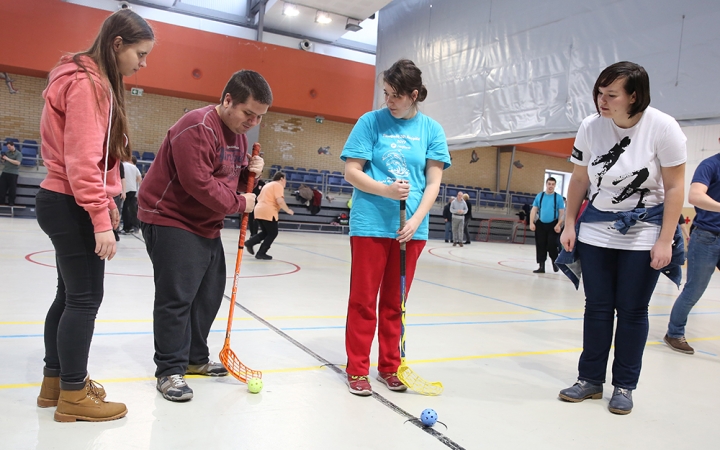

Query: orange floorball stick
[[219, 142, 262, 383]]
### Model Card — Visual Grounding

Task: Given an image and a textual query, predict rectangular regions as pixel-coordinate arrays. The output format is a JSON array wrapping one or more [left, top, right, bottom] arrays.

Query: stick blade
[[397, 364, 443, 396], [219, 348, 262, 383]]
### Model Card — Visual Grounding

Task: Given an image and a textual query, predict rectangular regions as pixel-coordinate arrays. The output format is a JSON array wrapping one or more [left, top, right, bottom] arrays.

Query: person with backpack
[[529, 177, 565, 273]]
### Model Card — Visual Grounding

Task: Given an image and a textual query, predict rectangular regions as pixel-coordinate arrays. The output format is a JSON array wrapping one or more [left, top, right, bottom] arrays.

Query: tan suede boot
[[54, 379, 127, 422], [37, 375, 106, 408], [37, 376, 60, 407]]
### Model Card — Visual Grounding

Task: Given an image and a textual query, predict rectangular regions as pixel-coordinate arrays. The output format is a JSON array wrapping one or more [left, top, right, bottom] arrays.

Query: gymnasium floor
[[1, 215, 719, 449]]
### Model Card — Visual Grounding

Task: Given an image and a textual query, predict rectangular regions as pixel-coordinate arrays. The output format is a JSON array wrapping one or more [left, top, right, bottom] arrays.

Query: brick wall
[[1, 73, 573, 190], [0, 74, 44, 142]]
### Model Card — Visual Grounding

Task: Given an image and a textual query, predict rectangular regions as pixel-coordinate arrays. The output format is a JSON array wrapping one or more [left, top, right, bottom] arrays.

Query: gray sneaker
[[608, 387, 633, 415], [558, 380, 603, 402], [157, 374, 193, 402], [186, 361, 228, 377]]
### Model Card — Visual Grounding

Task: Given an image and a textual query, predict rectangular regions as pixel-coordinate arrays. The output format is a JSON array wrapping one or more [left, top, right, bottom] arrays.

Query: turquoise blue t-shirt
[[532, 191, 565, 223], [341, 108, 451, 239]]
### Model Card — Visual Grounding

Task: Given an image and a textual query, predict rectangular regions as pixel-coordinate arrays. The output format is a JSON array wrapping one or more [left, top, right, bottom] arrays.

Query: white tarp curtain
[[376, 0, 720, 150]]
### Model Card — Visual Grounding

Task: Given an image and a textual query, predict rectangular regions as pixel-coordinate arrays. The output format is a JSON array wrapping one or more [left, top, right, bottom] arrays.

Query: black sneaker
[[246, 243, 255, 255], [157, 374, 193, 402], [533, 265, 545, 273], [256, 253, 272, 260]]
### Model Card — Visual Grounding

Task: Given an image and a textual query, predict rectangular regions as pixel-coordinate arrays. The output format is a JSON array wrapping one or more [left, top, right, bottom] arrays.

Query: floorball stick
[[219, 142, 263, 383], [396, 200, 444, 395]]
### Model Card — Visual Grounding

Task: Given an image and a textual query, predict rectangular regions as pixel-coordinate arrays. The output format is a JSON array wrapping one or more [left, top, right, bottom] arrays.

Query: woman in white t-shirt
[[558, 62, 686, 415]]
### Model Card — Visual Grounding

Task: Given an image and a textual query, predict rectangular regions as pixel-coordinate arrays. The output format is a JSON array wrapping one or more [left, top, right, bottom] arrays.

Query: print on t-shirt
[[382, 147, 410, 182], [591, 136, 631, 197], [217, 145, 243, 180], [612, 167, 650, 207]]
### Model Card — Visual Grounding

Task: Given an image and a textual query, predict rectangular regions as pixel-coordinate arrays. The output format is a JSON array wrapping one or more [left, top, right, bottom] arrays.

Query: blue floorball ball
[[420, 408, 438, 427]]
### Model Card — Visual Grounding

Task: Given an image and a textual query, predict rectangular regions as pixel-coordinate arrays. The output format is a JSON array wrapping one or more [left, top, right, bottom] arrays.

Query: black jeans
[[0, 172, 18, 205], [35, 188, 105, 386], [246, 218, 279, 256], [534, 220, 559, 264], [121, 191, 138, 231], [141, 223, 226, 377], [576, 242, 661, 389]]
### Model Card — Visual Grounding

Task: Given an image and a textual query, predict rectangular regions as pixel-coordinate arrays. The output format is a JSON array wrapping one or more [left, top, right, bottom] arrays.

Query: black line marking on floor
[[226, 295, 467, 450], [133, 230, 464, 449]]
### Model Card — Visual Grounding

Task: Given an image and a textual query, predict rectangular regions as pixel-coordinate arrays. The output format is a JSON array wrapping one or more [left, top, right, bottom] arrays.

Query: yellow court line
[[4, 336, 719, 391], [0, 366, 331, 390]]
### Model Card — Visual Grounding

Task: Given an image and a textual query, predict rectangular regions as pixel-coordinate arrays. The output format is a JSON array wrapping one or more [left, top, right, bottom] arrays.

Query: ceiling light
[[345, 18, 363, 32], [282, 2, 299, 16], [315, 11, 332, 24]]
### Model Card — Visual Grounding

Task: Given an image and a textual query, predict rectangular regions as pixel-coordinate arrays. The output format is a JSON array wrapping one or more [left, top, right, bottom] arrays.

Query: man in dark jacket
[[442, 197, 453, 242]]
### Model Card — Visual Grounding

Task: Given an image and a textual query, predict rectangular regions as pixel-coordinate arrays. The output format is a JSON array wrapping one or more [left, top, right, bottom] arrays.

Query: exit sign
[[130, 87, 144, 96]]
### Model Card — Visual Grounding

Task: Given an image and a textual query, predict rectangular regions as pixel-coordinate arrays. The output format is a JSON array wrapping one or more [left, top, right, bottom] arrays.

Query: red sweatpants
[[345, 236, 426, 376]]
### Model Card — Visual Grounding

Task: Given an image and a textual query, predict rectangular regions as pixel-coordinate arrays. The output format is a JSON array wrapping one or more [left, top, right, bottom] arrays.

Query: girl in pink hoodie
[[35, 9, 154, 423]]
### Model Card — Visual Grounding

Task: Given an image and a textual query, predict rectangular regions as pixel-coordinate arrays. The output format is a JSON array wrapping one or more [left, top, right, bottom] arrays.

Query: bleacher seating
[[21, 140, 39, 167]]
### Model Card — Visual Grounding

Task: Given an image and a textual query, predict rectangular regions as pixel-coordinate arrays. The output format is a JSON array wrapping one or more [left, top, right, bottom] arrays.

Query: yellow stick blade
[[397, 364, 443, 396]]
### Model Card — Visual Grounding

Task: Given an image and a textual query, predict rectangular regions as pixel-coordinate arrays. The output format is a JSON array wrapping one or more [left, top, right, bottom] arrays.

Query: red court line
[[25, 250, 301, 278]]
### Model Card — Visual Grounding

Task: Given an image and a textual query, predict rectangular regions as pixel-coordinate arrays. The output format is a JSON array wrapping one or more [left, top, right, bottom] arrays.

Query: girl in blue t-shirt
[[340, 59, 451, 396]]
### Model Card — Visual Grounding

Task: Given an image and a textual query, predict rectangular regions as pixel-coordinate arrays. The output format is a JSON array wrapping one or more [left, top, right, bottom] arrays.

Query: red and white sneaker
[[376, 372, 408, 392], [346, 375, 372, 396]]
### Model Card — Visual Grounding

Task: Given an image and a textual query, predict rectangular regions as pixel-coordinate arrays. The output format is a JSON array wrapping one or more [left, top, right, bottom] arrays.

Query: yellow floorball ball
[[248, 377, 263, 394]]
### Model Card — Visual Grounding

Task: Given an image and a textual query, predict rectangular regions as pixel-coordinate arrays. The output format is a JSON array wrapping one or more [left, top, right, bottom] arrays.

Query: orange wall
[[0, 0, 374, 123], [515, 138, 574, 158]]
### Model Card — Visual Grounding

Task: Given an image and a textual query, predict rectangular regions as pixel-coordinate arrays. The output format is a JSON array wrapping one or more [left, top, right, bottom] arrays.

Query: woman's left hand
[[397, 216, 420, 243], [650, 239, 672, 270]]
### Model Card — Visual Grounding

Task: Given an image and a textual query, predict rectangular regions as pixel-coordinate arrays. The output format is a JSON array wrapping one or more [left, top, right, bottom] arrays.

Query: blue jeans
[[667, 228, 720, 338], [444, 221, 452, 241], [576, 242, 661, 390]]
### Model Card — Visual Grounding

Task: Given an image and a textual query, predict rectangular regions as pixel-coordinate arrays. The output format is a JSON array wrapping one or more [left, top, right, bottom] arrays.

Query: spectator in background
[[121, 156, 142, 233], [678, 214, 690, 244], [442, 197, 453, 242], [113, 160, 126, 242], [248, 179, 265, 236], [463, 192, 473, 244], [530, 177, 565, 273], [450, 191, 467, 246], [0, 141, 23, 205], [246, 171, 294, 260]]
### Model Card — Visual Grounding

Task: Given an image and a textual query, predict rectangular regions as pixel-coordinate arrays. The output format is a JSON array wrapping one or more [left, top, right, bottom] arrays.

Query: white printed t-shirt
[[571, 106, 686, 250]]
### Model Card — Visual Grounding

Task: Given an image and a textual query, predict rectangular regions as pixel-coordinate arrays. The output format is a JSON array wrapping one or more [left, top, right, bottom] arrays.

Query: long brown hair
[[72, 9, 154, 161]]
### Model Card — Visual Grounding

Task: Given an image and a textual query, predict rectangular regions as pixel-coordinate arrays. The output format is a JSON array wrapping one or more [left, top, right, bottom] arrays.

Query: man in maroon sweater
[[138, 70, 270, 402]]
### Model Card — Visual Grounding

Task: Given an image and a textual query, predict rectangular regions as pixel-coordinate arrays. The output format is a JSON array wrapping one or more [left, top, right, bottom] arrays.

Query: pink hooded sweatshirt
[[40, 56, 122, 233]]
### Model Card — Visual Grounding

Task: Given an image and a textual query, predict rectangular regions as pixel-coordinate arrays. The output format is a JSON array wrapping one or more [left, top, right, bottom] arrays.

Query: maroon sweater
[[138, 105, 251, 239]]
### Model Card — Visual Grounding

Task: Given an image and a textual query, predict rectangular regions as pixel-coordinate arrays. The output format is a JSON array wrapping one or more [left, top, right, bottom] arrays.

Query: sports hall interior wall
[[0, 0, 375, 124], [0, 73, 573, 193]]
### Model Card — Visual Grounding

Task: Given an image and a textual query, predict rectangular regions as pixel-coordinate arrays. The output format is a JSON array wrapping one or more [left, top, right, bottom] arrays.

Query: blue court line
[[0, 317, 582, 339], [280, 243, 573, 320], [696, 350, 717, 356]]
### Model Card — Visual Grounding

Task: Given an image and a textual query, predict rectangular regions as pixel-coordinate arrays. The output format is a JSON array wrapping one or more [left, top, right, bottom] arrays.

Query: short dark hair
[[221, 70, 273, 106], [272, 171, 285, 181], [546, 177, 556, 184], [593, 61, 650, 118], [383, 59, 428, 104], [5, 141, 15, 147], [131, 155, 137, 164]]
